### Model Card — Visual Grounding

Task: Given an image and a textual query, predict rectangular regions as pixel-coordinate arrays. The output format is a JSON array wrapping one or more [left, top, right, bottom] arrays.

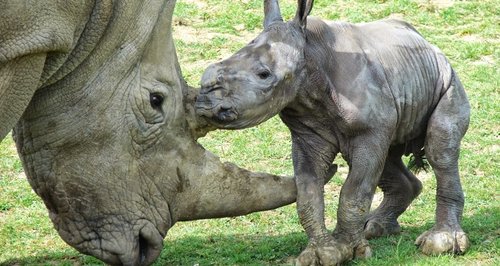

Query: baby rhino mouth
[[195, 88, 239, 124]]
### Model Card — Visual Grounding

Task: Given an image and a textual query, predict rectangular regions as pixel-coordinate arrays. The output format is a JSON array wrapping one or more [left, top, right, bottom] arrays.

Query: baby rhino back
[[320, 19, 454, 143]]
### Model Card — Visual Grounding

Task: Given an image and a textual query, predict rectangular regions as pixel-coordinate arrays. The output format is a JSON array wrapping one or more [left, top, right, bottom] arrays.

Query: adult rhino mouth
[[54, 213, 164, 266], [95, 223, 163, 266], [195, 87, 239, 125]]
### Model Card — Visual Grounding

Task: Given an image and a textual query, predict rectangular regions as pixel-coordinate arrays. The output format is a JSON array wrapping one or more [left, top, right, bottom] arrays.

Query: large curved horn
[[264, 0, 283, 29]]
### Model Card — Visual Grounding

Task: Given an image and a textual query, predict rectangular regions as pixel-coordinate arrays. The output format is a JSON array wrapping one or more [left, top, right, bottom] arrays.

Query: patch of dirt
[[459, 34, 485, 43], [431, 0, 455, 8], [455, 33, 497, 66], [173, 25, 209, 43], [173, 23, 262, 82], [172, 22, 261, 63], [182, 0, 208, 9], [173, 25, 259, 45], [387, 13, 405, 20], [418, 0, 455, 9], [472, 55, 496, 66]]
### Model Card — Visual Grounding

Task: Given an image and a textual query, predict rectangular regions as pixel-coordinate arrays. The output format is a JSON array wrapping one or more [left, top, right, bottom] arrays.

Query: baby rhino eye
[[150, 93, 164, 110], [257, 70, 271, 79]]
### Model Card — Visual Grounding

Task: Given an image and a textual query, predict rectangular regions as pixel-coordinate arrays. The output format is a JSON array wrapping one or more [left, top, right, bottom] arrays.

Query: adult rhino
[[196, 0, 471, 265], [0, 1, 312, 265]]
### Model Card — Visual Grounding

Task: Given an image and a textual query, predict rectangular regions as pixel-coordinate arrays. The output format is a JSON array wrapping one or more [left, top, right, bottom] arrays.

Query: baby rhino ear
[[263, 0, 283, 29], [294, 0, 314, 30]]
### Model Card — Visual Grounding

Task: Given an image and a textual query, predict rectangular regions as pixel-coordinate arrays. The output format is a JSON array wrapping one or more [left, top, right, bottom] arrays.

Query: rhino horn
[[264, 0, 283, 29]]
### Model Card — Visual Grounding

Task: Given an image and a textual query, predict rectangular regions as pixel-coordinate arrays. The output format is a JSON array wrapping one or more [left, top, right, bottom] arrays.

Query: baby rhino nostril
[[220, 103, 232, 111], [216, 104, 238, 122]]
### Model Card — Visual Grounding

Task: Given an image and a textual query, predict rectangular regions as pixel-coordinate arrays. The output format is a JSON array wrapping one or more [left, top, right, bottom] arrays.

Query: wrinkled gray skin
[[0, 1, 313, 265], [196, 0, 471, 264]]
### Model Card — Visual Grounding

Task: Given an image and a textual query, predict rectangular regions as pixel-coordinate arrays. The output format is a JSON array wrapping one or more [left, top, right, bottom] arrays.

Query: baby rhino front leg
[[292, 139, 349, 265], [293, 135, 383, 265], [294, 169, 360, 266]]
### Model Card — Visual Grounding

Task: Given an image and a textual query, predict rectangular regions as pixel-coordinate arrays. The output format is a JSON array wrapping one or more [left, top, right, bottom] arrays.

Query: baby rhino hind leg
[[415, 75, 470, 255], [364, 149, 422, 239]]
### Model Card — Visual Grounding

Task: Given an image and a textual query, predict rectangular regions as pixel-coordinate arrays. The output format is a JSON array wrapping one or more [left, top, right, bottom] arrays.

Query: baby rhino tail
[[406, 137, 430, 173]]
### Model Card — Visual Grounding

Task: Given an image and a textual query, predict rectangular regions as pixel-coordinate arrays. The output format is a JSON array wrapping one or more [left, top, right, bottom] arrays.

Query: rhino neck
[[174, 142, 296, 221]]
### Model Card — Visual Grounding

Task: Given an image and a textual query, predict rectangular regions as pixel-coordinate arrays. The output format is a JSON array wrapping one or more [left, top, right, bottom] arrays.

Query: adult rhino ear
[[263, 0, 283, 29], [294, 0, 314, 31]]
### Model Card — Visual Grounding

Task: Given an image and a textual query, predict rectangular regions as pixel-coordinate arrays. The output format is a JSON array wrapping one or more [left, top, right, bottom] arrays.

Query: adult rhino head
[[0, 1, 306, 265]]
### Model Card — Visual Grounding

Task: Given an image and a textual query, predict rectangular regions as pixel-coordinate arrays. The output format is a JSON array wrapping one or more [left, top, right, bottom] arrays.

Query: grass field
[[1, 0, 499, 265]]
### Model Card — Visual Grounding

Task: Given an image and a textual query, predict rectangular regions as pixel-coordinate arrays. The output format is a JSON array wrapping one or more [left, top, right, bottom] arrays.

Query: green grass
[[1, 0, 499, 265]]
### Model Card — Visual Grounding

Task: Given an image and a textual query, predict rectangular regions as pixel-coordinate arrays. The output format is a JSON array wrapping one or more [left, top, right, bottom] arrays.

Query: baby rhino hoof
[[364, 218, 401, 239], [295, 239, 371, 266], [415, 229, 470, 255]]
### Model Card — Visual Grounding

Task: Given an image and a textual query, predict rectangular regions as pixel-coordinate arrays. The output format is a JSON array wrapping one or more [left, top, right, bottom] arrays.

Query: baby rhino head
[[196, 0, 314, 129]]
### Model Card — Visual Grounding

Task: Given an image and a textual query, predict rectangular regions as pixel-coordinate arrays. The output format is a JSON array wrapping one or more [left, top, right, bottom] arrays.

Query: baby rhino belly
[[392, 91, 439, 145]]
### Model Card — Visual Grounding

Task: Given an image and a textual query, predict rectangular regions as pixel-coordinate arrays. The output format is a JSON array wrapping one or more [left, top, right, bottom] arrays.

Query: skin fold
[[0, 1, 313, 265], [196, 0, 471, 265]]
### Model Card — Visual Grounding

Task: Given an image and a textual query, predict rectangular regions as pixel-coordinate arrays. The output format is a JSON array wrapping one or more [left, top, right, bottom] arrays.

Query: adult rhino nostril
[[138, 234, 149, 265], [135, 226, 163, 266]]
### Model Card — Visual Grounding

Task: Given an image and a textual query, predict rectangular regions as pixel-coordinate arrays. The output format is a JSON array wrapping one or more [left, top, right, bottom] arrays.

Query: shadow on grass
[[1, 208, 497, 266], [0, 253, 104, 266], [157, 208, 499, 265]]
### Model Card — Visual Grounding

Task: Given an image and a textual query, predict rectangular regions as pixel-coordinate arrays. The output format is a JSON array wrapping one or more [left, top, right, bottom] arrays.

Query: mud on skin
[[196, 0, 471, 265]]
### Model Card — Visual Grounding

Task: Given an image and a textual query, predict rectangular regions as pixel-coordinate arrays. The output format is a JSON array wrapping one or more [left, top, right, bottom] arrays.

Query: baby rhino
[[196, 0, 470, 265]]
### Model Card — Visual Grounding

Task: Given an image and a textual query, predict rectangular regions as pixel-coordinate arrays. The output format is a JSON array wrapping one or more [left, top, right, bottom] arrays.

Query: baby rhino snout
[[195, 92, 238, 123], [196, 62, 239, 125]]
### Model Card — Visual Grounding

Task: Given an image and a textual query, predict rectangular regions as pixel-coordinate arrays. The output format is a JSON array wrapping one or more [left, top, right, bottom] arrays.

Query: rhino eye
[[149, 93, 164, 109], [257, 70, 271, 79]]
